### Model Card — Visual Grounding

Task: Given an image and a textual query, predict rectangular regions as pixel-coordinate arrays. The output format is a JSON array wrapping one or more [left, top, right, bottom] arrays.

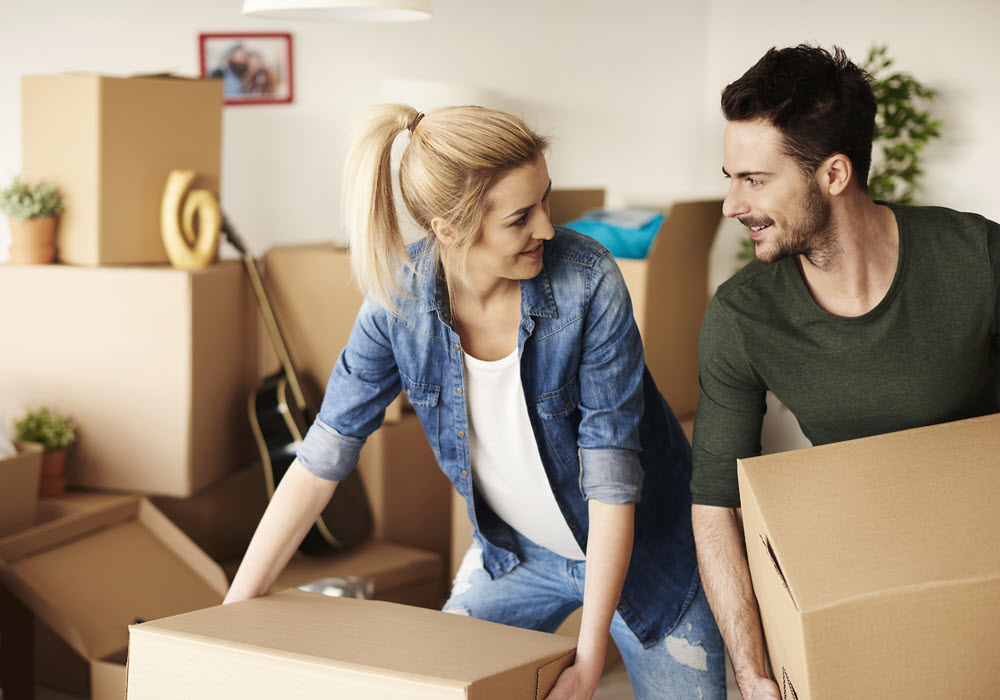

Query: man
[[691, 44, 999, 699]]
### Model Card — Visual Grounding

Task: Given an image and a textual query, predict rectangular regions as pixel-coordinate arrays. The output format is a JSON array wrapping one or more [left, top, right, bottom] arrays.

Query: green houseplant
[[1, 176, 65, 264], [14, 407, 76, 496]]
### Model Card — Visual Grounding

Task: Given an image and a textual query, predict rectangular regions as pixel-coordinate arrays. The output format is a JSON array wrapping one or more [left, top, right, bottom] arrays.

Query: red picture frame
[[199, 32, 294, 105]]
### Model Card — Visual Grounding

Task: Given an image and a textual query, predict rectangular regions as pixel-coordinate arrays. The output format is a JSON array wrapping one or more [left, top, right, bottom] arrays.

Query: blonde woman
[[226, 105, 725, 700]]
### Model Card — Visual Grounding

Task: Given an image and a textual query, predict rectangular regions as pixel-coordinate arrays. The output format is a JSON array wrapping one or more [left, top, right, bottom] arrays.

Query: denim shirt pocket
[[400, 373, 442, 454], [534, 378, 581, 467]]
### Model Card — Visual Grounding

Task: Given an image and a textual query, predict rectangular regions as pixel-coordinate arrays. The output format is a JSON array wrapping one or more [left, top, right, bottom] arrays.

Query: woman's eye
[[512, 213, 528, 227]]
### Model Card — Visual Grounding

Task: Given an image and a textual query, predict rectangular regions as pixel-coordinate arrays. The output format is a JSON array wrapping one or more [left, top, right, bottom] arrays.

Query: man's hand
[[749, 677, 782, 699], [544, 659, 602, 700]]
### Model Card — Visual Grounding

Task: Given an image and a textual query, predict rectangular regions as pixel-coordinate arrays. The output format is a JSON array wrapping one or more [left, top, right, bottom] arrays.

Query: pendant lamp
[[242, 0, 431, 21]]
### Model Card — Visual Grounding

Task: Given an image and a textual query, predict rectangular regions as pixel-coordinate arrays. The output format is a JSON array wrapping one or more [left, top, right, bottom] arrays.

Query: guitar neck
[[238, 249, 308, 414]]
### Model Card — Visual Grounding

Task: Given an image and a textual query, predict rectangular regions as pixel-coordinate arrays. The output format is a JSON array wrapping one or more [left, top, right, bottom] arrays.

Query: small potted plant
[[0, 176, 65, 264], [13, 407, 76, 496]]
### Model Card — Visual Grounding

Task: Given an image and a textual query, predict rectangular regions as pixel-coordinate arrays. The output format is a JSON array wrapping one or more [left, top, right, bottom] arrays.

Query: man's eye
[[748, 178, 763, 186]]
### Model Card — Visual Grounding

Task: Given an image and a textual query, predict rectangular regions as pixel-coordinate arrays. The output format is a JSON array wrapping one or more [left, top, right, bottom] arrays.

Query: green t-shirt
[[691, 203, 1000, 508]]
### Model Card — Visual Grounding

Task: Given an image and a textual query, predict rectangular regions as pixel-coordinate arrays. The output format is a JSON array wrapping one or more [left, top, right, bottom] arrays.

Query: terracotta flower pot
[[8, 216, 58, 264], [38, 447, 68, 497]]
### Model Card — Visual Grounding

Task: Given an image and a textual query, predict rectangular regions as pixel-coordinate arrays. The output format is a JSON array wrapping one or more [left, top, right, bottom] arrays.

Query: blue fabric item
[[297, 228, 699, 648], [562, 210, 664, 259]]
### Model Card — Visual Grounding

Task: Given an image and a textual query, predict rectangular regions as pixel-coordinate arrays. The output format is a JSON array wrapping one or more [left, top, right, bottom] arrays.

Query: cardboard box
[[263, 539, 447, 609], [126, 588, 576, 699], [21, 74, 222, 266], [151, 464, 271, 564], [0, 262, 258, 496], [549, 190, 722, 418], [738, 413, 1000, 700], [0, 496, 229, 700], [0, 442, 43, 537], [261, 242, 403, 422]]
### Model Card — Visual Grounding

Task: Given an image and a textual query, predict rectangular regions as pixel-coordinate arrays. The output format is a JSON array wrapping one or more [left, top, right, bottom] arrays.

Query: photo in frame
[[199, 32, 293, 105]]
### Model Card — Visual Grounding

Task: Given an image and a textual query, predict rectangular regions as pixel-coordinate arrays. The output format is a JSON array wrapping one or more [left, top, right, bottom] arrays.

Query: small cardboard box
[[126, 588, 576, 699], [261, 242, 403, 422], [0, 442, 43, 537], [549, 190, 722, 418], [21, 74, 222, 266], [0, 496, 229, 700], [0, 262, 258, 496], [738, 413, 1000, 700]]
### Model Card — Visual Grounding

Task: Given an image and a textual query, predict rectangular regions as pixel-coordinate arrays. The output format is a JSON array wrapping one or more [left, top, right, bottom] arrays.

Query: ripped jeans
[[444, 531, 726, 700]]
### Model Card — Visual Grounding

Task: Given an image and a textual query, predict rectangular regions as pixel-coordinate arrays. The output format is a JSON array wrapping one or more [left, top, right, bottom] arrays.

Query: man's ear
[[430, 217, 456, 247], [819, 153, 853, 196]]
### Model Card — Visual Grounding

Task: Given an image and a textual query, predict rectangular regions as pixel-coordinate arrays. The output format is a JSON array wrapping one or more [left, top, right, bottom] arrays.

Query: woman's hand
[[544, 657, 603, 700]]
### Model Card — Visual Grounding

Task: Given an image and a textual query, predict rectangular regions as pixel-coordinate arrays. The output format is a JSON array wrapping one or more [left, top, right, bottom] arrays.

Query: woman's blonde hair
[[342, 104, 549, 313]]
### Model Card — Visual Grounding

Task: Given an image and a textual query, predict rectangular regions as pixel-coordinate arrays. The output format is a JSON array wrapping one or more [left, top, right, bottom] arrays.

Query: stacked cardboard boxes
[[0, 74, 450, 700]]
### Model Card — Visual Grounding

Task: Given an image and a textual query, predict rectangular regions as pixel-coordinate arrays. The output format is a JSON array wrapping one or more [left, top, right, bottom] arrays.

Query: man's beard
[[755, 180, 839, 269]]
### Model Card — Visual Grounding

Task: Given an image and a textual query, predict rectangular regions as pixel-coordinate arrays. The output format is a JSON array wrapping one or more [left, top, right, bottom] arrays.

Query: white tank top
[[462, 347, 586, 560]]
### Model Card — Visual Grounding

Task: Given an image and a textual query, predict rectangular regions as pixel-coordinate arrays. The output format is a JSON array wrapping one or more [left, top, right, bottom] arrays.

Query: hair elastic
[[408, 112, 425, 133]]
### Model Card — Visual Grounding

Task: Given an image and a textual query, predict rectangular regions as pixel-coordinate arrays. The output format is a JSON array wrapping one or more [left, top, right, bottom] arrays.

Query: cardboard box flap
[[0, 497, 228, 663], [738, 414, 1000, 612], [131, 588, 576, 688]]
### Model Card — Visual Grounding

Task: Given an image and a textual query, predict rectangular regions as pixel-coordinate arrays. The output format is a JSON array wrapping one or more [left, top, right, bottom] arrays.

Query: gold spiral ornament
[[160, 170, 221, 270]]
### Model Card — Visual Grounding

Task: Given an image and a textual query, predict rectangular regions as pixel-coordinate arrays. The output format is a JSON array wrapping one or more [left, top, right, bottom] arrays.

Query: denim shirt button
[[570, 523, 578, 530], [565, 401, 573, 410], [458, 430, 466, 438], [456, 387, 463, 394], [617, 603, 627, 612], [454, 343, 460, 351], [461, 469, 468, 477]]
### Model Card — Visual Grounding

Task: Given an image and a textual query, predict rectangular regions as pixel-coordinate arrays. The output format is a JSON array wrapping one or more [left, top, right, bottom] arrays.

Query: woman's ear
[[430, 217, 456, 247], [819, 153, 853, 196]]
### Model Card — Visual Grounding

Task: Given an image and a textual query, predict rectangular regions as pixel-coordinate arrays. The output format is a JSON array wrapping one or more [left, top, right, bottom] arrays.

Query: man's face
[[228, 47, 249, 77], [722, 119, 833, 265]]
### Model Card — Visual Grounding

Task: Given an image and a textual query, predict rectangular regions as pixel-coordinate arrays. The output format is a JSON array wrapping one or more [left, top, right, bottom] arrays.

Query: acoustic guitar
[[221, 217, 373, 554]]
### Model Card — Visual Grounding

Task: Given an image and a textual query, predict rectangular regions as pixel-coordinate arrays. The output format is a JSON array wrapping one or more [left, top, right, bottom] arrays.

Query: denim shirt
[[298, 227, 699, 646]]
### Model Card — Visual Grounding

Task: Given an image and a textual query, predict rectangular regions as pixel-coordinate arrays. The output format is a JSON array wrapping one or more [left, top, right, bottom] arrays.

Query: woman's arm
[[546, 500, 635, 700], [224, 459, 339, 604]]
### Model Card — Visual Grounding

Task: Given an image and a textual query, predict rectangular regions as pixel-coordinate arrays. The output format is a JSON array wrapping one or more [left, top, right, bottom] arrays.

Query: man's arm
[[692, 504, 779, 700]]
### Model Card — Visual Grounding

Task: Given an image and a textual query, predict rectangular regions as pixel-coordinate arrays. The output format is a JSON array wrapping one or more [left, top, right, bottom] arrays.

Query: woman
[[225, 104, 725, 700]]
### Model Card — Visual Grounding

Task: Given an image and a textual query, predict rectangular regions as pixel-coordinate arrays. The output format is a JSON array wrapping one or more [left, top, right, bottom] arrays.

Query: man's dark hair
[[721, 45, 876, 190]]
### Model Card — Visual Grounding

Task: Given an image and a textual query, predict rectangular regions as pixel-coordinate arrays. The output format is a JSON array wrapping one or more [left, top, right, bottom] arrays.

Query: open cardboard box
[[0, 442, 43, 538], [0, 495, 228, 700], [126, 588, 576, 699], [549, 190, 723, 418], [0, 261, 258, 497], [21, 73, 222, 266], [738, 413, 1000, 699]]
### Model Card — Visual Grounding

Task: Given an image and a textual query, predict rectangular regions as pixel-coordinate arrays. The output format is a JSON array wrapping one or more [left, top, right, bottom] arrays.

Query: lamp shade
[[242, 0, 431, 21]]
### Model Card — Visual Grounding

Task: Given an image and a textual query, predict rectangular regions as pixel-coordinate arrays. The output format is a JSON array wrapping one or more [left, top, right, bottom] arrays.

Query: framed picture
[[199, 32, 293, 105]]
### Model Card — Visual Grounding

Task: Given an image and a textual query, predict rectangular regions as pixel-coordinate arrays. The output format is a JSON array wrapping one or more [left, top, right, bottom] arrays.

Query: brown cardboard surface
[[0, 262, 258, 496], [356, 413, 452, 561], [549, 191, 722, 418], [21, 74, 222, 266], [738, 413, 1000, 699], [0, 443, 43, 537], [0, 495, 228, 700], [261, 242, 403, 422], [152, 464, 270, 563], [126, 588, 576, 699]]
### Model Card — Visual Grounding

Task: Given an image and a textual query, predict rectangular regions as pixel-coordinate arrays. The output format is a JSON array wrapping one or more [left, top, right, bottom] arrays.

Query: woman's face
[[463, 156, 554, 288]]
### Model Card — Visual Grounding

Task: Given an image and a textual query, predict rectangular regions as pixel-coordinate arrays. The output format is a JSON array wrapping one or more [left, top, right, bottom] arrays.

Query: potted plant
[[0, 176, 65, 264], [13, 406, 76, 497]]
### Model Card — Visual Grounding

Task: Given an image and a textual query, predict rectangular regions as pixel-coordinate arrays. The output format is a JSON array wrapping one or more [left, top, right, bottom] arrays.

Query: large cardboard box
[[126, 588, 576, 699], [0, 496, 229, 700], [549, 190, 722, 418], [0, 442, 42, 537], [738, 414, 1000, 700], [261, 242, 403, 422], [21, 74, 222, 266], [0, 262, 258, 496]]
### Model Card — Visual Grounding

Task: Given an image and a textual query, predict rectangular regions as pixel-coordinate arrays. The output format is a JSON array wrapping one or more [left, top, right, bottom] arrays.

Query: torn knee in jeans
[[442, 604, 471, 616], [449, 542, 484, 597], [664, 634, 709, 672]]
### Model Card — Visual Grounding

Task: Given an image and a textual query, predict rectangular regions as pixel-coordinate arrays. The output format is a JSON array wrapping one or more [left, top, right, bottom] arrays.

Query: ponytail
[[342, 104, 418, 314]]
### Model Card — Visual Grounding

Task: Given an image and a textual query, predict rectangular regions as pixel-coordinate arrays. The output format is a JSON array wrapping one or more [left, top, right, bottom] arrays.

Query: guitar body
[[248, 371, 373, 554]]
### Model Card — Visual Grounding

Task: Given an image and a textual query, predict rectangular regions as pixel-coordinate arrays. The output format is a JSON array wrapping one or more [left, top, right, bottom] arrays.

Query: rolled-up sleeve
[[577, 251, 646, 504], [296, 297, 402, 480]]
